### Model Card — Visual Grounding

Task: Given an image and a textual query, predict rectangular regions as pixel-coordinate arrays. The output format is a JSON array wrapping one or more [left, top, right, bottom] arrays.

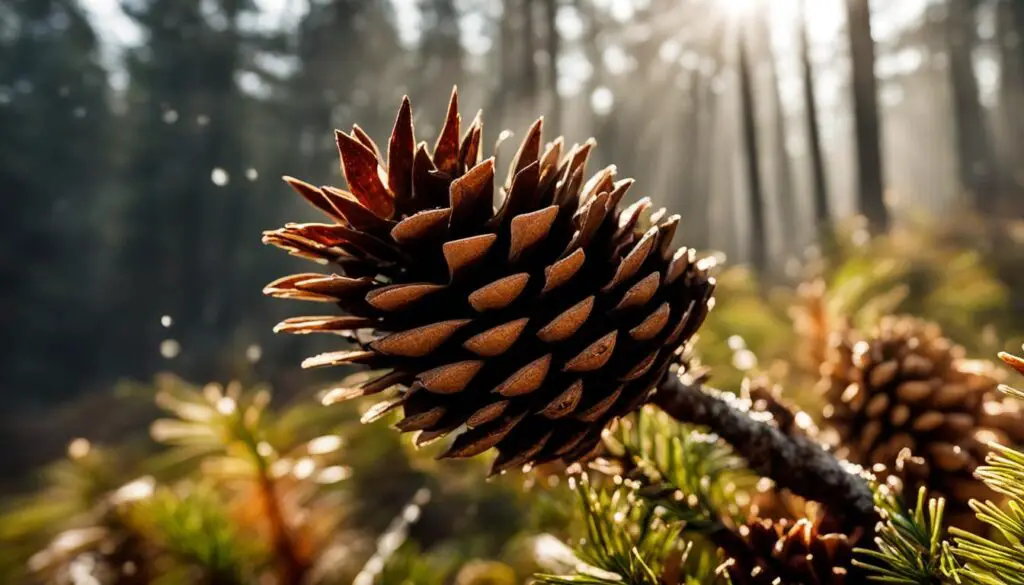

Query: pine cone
[[818, 316, 1005, 523], [263, 90, 716, 474], [722, 517, 855, 585], [742, 376, 818, 438], [789, 278, 833, 377]]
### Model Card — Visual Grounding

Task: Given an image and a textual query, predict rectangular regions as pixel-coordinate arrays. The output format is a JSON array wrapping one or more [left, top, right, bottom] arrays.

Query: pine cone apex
[[264, 90, 715, 472]]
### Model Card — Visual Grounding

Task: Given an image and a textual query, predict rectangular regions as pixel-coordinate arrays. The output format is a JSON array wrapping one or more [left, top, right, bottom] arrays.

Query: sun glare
[[723, 0, 759, 19]]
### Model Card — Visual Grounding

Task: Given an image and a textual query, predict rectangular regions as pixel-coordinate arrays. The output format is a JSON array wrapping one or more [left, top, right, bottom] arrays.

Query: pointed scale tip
[[446, 87, 459, 110], [999, 352, 1024, 375], [282, 175, 317, 194]]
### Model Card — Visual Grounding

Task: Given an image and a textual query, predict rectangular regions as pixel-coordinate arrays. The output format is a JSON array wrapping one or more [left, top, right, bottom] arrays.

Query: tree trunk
[[845, 0, 889, 233], [683, 71, 710, 249], [1013, 0, 1024, 86], [738, 32, 768, 274], [579, 0, 614, 168], [997, 0, 1024, 212], [521, 0, 539, 113], [947, 0, 1000, 214], [800, 0, 830, 229], [487, 0, 517, 134], [754, 8, 798, 256], [543, 0, 561, 135]]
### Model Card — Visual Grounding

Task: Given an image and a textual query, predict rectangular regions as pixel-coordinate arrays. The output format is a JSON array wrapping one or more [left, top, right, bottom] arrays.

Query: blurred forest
[[4, 0, 1024, 567]]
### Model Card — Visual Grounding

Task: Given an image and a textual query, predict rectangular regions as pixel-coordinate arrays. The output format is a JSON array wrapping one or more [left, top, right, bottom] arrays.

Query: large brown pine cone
[[263, 90, 715, 474], [818, 316, 1018, 524], [721, 517, 855, 585]]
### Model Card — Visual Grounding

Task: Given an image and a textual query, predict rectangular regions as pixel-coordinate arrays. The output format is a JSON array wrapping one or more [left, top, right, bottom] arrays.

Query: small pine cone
[[742, 376, 817, 438], [819, 316, 1005, 523], [789, 278, 833, 377], [263, 90, 716, 474], [722, 518, 855, 585]]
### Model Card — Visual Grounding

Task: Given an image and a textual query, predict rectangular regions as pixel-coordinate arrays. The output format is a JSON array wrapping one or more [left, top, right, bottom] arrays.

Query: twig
[[652, 372, 878, 533], [256, 473, 307, 585]]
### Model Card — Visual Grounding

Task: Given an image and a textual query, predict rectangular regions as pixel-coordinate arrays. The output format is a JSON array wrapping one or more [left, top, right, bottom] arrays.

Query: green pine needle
[[854, 485, 954, 584], [535, 474, 680, 585], [607, 407, 755, 530], [947, 441, 1024, 584]]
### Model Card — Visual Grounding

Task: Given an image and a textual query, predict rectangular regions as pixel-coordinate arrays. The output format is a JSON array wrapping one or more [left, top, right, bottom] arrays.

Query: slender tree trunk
[[579, 0, 614, 168], [947, 0, 999, 214], [997, 0, 1024, 212], [1013, 0, 1024, 85], [754, 8, 798, 255], [487, 0, 517, 134], [844, 0, 889, 233], [683, 71, 710, 248], [800, 0, 830, 229], [738, 32, 768, 274], [543, 0, 561, 135], [521, 0, 538, 113]]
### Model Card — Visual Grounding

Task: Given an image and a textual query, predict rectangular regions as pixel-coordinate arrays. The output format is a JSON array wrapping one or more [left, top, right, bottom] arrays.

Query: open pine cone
[[818, 316, 1014, 524], [263, 90, 716, 474], [789, 278, 833, 377], [721, 517, 855, 585]]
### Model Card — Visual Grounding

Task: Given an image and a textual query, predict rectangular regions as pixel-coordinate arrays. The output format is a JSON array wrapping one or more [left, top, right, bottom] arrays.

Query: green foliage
[[947, 442, 1024, 584], [856, 441, 1024, 585], [534, 473, 730, 585], [855, 485, 956, 584], [374, 542, 463, 585], [536, 475, 680, 585], [0, 443, 142, 582], [127, 483, 261, 584], [608, 407, 755, 529], [536, 410, 754, 585]]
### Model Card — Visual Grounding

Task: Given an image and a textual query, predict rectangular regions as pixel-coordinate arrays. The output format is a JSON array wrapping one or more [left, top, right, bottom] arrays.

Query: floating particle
[[245, 344, 262, 363], [159, 339, 180, 359], [211, 168, 229, 186], [67, 438, 91, 460]]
